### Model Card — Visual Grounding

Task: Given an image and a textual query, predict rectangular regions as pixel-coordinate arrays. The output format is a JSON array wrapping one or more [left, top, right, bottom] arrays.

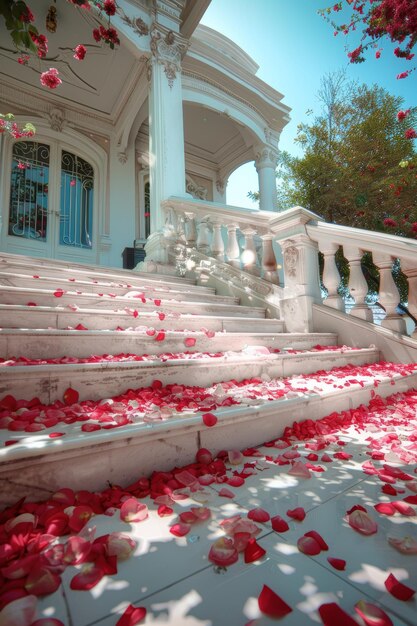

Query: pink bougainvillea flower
[[40, 68, 62, 89], [63, 387, 79, 406], [247, 508, 270, 523], [286, 507, 306, 522], [271, 515, 289, 533], [202, 412, 217, 427], [347, 508, 377, 535], [397, 109, 410, 121], [169, 523, 191, 537], [120, 499, 148, 523], [70, 562, 105, 590], [244, 538, 266, 563], [116, 604, 147, 626], [354, 600, 393, 626], [258, 584, 292, 618], [318, 602, 357, 625], [327, 557, 346, 571], [184, 337, 196, 347], [405, 128, 417, 140], [387, 536, 417, 554], [384, 573, 415, 601], [208, 537, 238, 567]]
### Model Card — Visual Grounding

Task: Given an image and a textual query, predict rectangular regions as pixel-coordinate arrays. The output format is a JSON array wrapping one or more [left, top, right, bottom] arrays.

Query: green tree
[[275, 76, 417, 236]]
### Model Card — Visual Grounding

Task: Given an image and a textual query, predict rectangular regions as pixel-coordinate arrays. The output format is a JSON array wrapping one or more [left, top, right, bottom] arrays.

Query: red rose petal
[[208, 537, 238, 566], [287, 507, 306, 521], [116, 604, 147, 626], [374, 503, 396, 516], [184, 337, 196, 347], [53, 289, 64, 297], [218, 488, 235, 499], [70, 563, 104, 590], [354, 600, 393, 626], [297, 534, 322, 555], [304, 530, 328, 550], [392, 501, 415, 516], [63, 387, 79, 405], [202, 412, 217, 427], [31, 620, 66, 626], [258, 584, 292, 618], [155, 331, 165, 342], [347, 509, 377, 535], [327, 557, 346, 571], [244, 538, 266, 563], [120, 499, 148, 523], [384, 573, 415, 601], [318, 602, 357, 626], [169, 523, 191, 537], [49, 432, 65, 438], [271, 515, 290, 532], [247, 508, 270, 523], [157, 505, 174, 517]]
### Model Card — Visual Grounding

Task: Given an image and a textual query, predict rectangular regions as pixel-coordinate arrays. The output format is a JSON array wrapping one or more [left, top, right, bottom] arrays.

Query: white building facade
[[0, 0, 290, 268]]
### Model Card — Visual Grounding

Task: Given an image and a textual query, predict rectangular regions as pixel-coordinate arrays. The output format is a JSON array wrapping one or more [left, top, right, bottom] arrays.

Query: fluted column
[[254, 146, 278, 212], [320, 242, 344, 310], [343, 245, 373, 321], [373, 252, 407, 333]]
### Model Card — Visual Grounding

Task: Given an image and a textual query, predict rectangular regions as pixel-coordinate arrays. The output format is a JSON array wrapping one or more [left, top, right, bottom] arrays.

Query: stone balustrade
[[160, 197, 417, 337]]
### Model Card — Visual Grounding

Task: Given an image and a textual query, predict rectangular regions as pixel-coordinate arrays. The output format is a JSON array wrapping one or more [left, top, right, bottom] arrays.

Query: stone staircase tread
[[0, 286, 265, 316], [0, 253, 197, 285]]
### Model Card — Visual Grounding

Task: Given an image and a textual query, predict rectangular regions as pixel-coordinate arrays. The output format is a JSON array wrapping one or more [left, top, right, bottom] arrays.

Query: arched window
[[60, 150, 94, 249]]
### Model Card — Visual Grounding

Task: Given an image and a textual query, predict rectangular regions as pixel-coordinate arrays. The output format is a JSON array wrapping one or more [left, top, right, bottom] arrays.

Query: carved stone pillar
[[211, 222, 225, 261], [226, 224, 240, 267], [260, 234, 279, 283], [373, 252, 407, 333], [254, 146, 278, 212], [148, 24, 189, 235], [343, 245, 373, 321], [241, 228, 260, 276], [197, 219, 211, 254], [320, 242, 344, 310]]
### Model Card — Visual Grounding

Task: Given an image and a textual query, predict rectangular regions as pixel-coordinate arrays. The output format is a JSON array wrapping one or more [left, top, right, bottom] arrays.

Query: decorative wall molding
[[47, 108, 66, 132], [186, 174, 207, 200], [150, 24, 189, 87], [119, 6, 149, 36], [118, 151, 128, 164]]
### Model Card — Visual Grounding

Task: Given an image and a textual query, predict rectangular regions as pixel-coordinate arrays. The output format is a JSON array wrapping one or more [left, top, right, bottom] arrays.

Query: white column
[[343, 245, 373, 321], [373, 252, 407, 333], [254, 146, 278, 212], [148, 26, 189, 234]]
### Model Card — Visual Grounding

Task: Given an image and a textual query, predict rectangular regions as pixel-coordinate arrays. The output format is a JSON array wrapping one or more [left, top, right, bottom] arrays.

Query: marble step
[[2, 358, 414, 507], [0, 347, 379, 403], [0, 303, 286, 333], [0, 251, 196, 286], [0, 328, 335, 360], [0, 285, 265, 317], [0, 271, 236, 304]]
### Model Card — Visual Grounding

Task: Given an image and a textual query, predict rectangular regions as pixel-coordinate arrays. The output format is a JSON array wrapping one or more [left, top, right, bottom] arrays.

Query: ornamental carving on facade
[[283, 245, 299, 279], [215, 179, 227, 194], [186, 176, 208, 200], [47, 107, 66, 132], [150, 25, 189, 88], [255, 147, 278, 170], [119, 8, 149, 36], [118, 151, 128, 164]]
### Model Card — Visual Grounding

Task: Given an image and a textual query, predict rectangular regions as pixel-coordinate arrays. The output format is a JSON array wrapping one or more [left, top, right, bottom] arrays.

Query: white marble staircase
[[1, 251, 416, 508]]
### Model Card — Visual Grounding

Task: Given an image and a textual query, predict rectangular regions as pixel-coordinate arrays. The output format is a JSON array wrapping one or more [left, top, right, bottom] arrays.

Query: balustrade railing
[[159, 197, 417, 337]]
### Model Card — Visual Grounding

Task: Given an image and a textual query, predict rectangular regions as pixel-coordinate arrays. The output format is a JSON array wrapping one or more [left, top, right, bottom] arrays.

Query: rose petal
[[387, 535, 417, 554], [0, 595, 37, 626], [184, 337, 196, 347], [287, 507, 306, 521], [116, 604, 147, 626], [271, 515, 289, 533], [288, 461, 311, 478], [318, 602, 358, 625], [354, 600, 393, 626], [384, 573, 415, 601], [169, 523, 191, 537], [70, 563, 104, 590], [244, 538, 266, 563], [304, 530, 328, 550], [392, 501, 415, 516], [208, 537, 238, 567], [327, 557, 346, 570], [297, 534, 322, 555], [374, 503, 396, 516], [120, 499, 148, 523], [218, 488, 235, 499], [202, 413, 217, 427], [247, 508, 270, 523], [63, 388, 79, 406], [347, 509, 377, 535], [258, 584, 292, 618], [31, 620, 65, 626]]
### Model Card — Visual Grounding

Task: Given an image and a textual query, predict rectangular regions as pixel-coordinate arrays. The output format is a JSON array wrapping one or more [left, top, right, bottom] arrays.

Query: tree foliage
[[274, 75, 417, 237]]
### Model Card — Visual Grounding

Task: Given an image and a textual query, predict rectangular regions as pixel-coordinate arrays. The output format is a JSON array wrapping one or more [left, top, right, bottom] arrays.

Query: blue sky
[[200, 0, 416, 208]]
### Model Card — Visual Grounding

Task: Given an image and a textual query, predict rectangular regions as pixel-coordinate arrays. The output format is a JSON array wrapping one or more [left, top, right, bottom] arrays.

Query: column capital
[[254, 145, 278, 171], [150, 23, 189, 87]]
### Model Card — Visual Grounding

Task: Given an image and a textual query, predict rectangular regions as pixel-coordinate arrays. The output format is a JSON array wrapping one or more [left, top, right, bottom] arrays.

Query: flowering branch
[[0, 113, 35, 138]]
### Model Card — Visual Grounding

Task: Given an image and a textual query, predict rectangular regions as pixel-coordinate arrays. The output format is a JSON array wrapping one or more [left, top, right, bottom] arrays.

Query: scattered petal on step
[[208, 537, 238, 567], [115, 604, 147, 626], [202, 413, 217, 427], [287, 507, 306, 521], [384, 573, 415, 601], [244, 538, 266, 563], [327, 557, 346, 570], [354, 600, 393, 626], [318, 602, 357, 626], [387, 535, 417, 554], [347, 508, 377, 535], [258, 584, 292, 618]]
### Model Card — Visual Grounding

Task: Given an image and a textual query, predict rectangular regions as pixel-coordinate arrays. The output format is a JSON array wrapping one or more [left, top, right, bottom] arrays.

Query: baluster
[[343, 245, 373, 321], [226, 224, 240, 268], [176, 211, 186, 243], [184, 212, 197, 248], [211, 221, 225, 261], [321, 242, 344, 310], [196, 218, 211, 254], [241, 228, 260, 276], [261, 234, 279, 283], [372, 252, 406, 333], [399, 258, 417, 336]]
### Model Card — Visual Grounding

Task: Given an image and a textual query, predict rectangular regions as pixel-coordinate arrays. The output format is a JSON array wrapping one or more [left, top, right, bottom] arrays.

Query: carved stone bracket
[[47, 107, 66, 132], [215, 179, 227, 195], [119, 7, 150, 36], [118, 151, 128, 164]]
